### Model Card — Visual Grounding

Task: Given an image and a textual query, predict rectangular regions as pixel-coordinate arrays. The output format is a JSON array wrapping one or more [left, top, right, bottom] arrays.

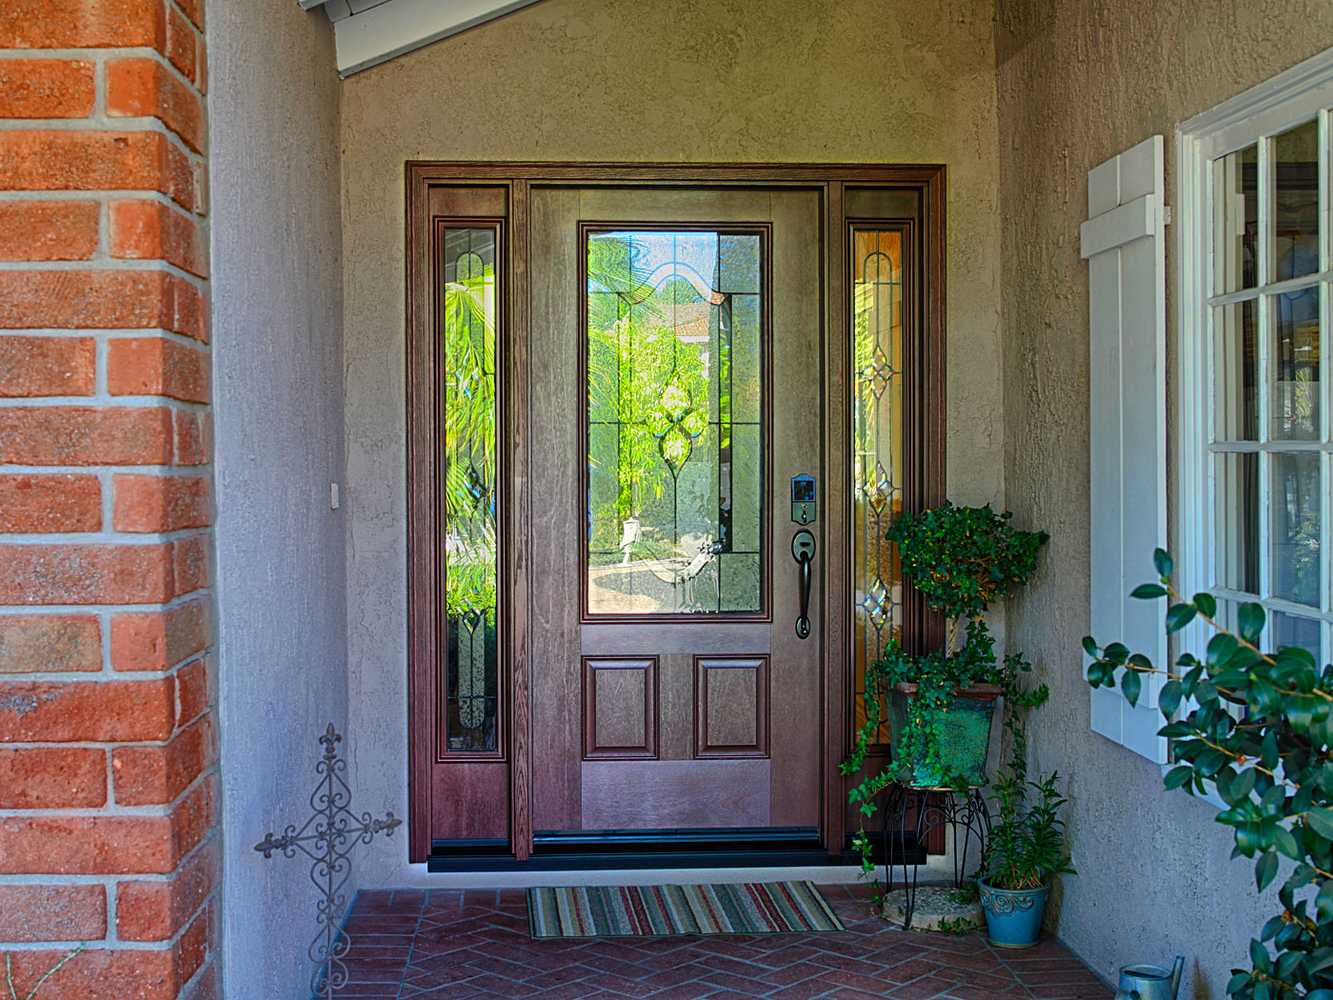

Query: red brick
[[0, 202, 99, 263], [0, 615, 101, 674], [0, 543, 176, 604], [0, 335, 95, 394], [113, 715, 212, 806], [173, 536, 209, 595], [0, 474, 101, 532], [0, 747, 106, 808], [117, 841, 217, 941], [0, 0, 166, 49], [0, 781, 212, 876], [173, 409, 210, 465], [176, 658, 208, 723], [195, 34, 207, 94], [0, 270, 204, 340], [183, 960, 219, 1000], [0, 947, 187, 1000], [0, 131, 195, 211], [0, 678, 174, 741], [175, 0, 204, 31], [110, 200, 207, 277], [0, 884, 106, 942], [111, 599, 209, 671], [107, 58, 205, 154], [114, 474, 210, 532], [108, 336, 210, 402], [0, 59, 95, 118], [164, 6, 197, 81], [0, 406, 173, 465]]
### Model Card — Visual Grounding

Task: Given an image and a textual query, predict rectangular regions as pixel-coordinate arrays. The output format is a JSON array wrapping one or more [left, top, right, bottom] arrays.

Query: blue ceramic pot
[[978, 879, 1048, 948]]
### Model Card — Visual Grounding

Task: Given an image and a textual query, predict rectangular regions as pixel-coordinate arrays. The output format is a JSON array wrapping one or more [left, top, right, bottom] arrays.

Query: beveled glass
[[585, 229, 764, 616], [442, 227, 499, 753], [851, 229, 904, 741]]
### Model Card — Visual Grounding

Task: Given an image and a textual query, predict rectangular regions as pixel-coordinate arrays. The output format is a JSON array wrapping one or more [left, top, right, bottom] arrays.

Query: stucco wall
[[340, 0, 1005, 888], [996, 2, 1333, 994], [207, 3, 348, 995]]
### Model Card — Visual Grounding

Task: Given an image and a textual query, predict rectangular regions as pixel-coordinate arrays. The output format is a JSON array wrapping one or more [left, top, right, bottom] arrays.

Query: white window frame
[[1177, 48, 1333, 672]]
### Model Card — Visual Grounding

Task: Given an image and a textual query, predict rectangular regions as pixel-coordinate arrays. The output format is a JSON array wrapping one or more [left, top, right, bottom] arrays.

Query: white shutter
[[1080, 135, 1168, 764]]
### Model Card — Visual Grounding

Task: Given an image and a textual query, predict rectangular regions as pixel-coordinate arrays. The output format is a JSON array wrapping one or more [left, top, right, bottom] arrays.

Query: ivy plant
[[840, 503, 1051, 873], [1085, 548, 1333, 999]]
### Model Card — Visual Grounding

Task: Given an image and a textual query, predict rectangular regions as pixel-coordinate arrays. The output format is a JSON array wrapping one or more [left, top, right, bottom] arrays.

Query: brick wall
[[0, 3, 218, 998]]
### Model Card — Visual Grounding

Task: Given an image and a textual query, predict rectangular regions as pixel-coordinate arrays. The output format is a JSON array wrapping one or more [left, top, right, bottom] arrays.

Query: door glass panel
[[585, 229, 764, 616], [851, 229, 904, 742], [1213, 144, 1258, 294], [1213, 300, 1258, 441], [1214, 451, 1259, 595], [1271, 287, 1321, 441], [1270, 451, 1322, 608], [442, 226, 499, 752]]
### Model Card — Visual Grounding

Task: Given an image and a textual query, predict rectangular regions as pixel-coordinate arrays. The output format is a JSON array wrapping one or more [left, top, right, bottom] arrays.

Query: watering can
[[1114, 956, 1184, 1000]]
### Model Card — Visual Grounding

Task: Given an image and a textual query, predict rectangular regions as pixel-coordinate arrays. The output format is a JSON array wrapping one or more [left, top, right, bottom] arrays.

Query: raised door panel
[[582, 657, 657, 759], [694, 656, 769, 758]]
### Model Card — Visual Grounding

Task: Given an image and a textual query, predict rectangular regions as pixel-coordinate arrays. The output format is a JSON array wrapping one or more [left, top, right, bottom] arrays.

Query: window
[[1178, 52, 1333, 666]]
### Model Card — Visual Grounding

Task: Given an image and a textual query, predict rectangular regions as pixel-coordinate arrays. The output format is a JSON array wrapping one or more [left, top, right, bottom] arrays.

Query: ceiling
[[298, 0, 543, 77]]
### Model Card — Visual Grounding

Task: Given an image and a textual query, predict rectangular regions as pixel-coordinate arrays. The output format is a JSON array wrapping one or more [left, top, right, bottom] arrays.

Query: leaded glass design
[[443, 227, 499, 753], [852, 229, 904, 742], [585, 229, 764, 616]]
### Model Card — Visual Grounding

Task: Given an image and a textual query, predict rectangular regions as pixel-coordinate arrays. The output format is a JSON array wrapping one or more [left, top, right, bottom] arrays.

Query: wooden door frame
[[406, 162, 947, 865]]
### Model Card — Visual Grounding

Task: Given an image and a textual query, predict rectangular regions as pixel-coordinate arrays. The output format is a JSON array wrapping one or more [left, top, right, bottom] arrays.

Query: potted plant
[[841, 502, 1051, 874], [977, 730, 1075, 947]]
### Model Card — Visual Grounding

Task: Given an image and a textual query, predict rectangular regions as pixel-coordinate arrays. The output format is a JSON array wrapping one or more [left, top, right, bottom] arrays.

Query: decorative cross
[[254, 724, 403, 999]]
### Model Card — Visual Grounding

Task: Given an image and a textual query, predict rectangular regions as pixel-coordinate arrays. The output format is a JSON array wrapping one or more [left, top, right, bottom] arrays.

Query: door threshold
[[426, 827, 925, 873]]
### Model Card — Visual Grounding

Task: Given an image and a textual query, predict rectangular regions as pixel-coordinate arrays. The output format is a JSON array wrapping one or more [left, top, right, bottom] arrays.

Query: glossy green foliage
[[1086, 549, 1333, 999]]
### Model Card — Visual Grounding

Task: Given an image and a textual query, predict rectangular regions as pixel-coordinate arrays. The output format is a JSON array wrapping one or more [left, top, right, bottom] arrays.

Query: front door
[[527, 188, 824, 843]]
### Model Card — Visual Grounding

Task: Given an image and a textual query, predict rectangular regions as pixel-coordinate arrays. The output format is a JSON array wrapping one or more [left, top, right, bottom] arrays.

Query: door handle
[[791, 529, 816, 639]]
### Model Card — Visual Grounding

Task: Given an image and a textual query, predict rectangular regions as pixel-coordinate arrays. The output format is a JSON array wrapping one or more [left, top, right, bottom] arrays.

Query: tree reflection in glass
[[585, 230, 763, 615], [442, 228, 499, 752]]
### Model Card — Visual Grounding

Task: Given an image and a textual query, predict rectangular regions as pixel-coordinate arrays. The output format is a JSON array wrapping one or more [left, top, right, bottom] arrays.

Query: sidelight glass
[[851, 229, 904, 742], [585, 229, 764, 616], [442, 226, 499, 752]]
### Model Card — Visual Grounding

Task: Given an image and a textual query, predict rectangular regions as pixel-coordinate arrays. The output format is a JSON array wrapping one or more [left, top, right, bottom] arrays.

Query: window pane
[[1214, 452, 1259, 594], [1273, 120, 1320, 282], [443, 227, 499, 753], [585, 230, 764, 616], [1271, 287, 1321, 440], [1213, 144, 1258, 294], [1270, 451, 1321, 607], [1214, 300, 1258, 441], [1271, 610, 1321, 662], [852, 229, 904, 742]]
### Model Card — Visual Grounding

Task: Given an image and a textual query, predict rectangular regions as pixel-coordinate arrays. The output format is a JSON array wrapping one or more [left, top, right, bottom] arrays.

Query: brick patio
[[334, 884, 1112, 999]]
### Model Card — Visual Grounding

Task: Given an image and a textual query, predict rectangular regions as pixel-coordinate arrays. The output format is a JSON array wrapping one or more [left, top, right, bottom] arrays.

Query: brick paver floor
[[333, 883, 1112, 999]]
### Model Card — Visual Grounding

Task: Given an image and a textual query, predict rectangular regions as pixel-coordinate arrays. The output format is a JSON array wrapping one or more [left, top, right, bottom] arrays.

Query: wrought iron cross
[[254, 724, 402, 999]]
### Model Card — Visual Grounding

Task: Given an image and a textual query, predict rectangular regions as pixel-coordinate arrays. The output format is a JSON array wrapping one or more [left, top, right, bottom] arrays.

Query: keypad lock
[[790, 474, 816, 525]]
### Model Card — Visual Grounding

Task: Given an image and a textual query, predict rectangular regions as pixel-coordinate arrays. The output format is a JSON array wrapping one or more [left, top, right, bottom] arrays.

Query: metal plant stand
[[254, 724, 403, 1000], [880, 784, 991, 930]]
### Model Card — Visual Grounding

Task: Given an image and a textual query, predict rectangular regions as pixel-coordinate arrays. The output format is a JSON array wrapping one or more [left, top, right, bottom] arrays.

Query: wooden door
[[527, 187, 824, 842]]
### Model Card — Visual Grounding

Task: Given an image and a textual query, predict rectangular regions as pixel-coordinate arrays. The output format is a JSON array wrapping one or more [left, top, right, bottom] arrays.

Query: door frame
[[406, 162, 947, 866]]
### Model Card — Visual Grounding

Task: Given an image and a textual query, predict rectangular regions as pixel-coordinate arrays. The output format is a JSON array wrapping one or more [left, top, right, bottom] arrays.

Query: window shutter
[[1080, 135, 1168, 764]]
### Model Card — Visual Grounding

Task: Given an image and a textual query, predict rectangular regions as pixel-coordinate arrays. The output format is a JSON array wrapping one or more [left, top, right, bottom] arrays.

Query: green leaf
[[1238, 602, 1266, 643], [1165, 603, 1197, 634], [1307, 808, 1333, 840], [1318, 881, 1333, 922], [1255, 852, 1279, 891], [1153, 548, 1174, 579], [1159, 680, 1182, 719], [1081, 635, 1099, 657], [1206, 633, 1239, 666], [1164, 765, 1194, 790], [1122, 669, 1142, 707], [1273, 825, 1301, 861], [1193, 592, 1217, 617], [1130, 583, 1168, 600]]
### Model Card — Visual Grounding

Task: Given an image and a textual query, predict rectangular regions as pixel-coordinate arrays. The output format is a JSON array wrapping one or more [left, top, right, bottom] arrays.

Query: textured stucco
[[340, 0, 1006, 888], [207, 3, 348, 995], [996, 2, 1333, 994]]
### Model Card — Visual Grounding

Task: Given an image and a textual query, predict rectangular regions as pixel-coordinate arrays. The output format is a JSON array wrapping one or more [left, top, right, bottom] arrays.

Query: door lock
[[791, 529, 816, 640], [791, 474, 816, 525]]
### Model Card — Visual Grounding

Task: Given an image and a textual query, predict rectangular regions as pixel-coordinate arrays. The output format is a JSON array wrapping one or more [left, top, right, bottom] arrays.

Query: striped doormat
[[527, 881, 845, 938]]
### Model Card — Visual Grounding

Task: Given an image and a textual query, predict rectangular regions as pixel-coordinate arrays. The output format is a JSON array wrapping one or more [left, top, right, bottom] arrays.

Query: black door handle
[[791, 529, 816, 639]]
